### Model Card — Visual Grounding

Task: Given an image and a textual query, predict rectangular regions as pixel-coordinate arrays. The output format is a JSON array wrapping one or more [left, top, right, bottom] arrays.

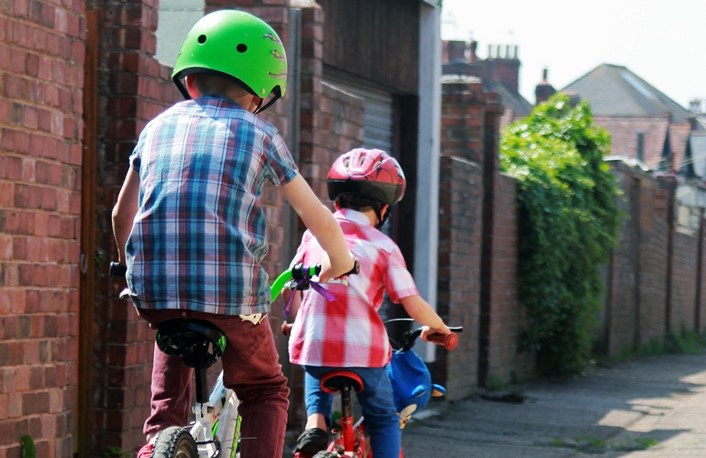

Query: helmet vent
[[197, 34, 207, 44], [236, 43, 248, 53]]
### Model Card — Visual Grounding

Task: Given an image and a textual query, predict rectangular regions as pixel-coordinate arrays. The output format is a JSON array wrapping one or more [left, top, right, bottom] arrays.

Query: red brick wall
[[699, 212, 706, 334], [437, 156, 482, 399], [437, 79, 529, 394], [602, 163, 706, 357], [637, 177, 669, 345], [671, 231, 700, 331], [439, 81, 486, 164], [486, 174, 530, 382], [603, 169, 641, 354], [92, 0, 177, 452], [0, 1, 85, 456]]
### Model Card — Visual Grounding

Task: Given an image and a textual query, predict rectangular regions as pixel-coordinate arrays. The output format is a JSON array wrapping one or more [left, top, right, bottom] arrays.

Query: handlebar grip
[[109, 262, 127, 277], [427, 332, 459, 350]]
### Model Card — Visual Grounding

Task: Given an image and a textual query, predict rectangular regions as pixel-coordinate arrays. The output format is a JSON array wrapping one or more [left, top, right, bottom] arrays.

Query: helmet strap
[[374, 204, 390, 229], [254, 88, 283, 114]]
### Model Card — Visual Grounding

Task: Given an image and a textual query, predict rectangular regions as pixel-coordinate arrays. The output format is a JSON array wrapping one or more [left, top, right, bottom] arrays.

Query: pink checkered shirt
[[288, 209, 419, 368]]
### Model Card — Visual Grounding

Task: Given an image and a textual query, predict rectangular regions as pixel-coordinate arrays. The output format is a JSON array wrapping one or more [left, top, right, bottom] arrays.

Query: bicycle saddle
[[320, 370, 364, 394], [156, 319, 226, 369]]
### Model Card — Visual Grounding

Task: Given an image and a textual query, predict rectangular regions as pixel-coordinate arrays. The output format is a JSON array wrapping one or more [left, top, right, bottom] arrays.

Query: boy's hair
[[191, 73, 250, 99], [335, 194, 382, 212]]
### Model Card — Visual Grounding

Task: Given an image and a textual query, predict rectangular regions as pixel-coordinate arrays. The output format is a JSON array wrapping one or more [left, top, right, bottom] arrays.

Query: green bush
[[500, 93, 622, 375]]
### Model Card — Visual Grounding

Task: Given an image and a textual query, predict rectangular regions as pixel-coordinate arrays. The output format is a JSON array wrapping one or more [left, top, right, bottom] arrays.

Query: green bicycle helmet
[[171, 9, 287, 112]]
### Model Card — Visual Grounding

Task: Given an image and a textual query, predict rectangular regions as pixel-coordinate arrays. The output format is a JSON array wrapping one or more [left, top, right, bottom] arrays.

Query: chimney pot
[[469, 40, 478, 62]]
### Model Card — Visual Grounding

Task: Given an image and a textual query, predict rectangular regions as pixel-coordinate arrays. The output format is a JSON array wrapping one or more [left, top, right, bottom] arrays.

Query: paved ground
[[401, 353, 706, 457]]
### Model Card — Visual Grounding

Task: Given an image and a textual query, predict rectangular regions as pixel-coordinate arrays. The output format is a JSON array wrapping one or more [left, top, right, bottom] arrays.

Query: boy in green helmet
[[111, 9, 355, 458]]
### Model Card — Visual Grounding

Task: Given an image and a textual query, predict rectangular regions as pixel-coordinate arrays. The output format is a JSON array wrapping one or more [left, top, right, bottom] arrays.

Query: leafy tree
[[500, 93, 622, 375]]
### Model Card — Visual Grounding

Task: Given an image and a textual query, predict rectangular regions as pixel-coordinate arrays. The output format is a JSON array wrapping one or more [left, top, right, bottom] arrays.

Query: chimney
[[444, 40, 467, 64], [469, 40, 478, 63], [534, 67, 556, 105], [483, 43, 520, 92]]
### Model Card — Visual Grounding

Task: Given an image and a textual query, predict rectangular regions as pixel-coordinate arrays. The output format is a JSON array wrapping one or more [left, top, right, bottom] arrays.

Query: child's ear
[[184, 75, 201, 99], [250, 96, 265, 113]]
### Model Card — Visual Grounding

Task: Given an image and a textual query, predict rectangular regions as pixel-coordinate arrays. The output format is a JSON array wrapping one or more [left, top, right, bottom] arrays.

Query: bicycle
[[109, 262, 328, 458], [279, 268, 463, 458]]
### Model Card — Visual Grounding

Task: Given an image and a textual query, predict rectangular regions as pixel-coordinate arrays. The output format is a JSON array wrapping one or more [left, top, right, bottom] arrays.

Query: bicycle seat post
[[194, 367, 209, 405], [320, 371, 364, 453], [339, 385, 355, 452]]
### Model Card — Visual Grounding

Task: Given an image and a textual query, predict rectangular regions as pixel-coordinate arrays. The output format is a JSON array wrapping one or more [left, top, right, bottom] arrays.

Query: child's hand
[[318, 252, 357, 283], [281, 322, 293, 336], [421, 324, 458, 350], [420, 325, 452, 341]]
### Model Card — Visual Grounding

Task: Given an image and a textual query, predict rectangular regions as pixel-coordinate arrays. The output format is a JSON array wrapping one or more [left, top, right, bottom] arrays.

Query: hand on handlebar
[[421, 326, 460, 351], [109, 262, 127, 278], [318, 252, 359, 283]]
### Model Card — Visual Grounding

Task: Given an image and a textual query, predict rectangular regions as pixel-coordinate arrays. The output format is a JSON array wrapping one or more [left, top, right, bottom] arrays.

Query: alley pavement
[[401, 352, 706, 457]]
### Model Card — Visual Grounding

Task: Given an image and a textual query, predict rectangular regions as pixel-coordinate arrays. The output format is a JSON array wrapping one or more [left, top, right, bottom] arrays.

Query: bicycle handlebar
[[269, 264, 322, 303], [109, 262, 127, 277], [387, 319, 463, 352], [426, 330, 462, 350], [407, 327, 463, 351], [271, 260, 359, 303], [109, 260, 359, 304]]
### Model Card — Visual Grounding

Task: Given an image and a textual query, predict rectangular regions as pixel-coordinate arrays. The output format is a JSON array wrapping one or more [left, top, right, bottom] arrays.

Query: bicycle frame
[[183, 264, 315, 457], [301, 320, 462, 458], [110, 262, 341, 457], [202, 372, 240, 457], [321, 371, 372, 457]]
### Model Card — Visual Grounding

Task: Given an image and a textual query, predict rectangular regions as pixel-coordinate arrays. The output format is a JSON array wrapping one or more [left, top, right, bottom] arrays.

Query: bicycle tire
[[152, 426, 198, 458]]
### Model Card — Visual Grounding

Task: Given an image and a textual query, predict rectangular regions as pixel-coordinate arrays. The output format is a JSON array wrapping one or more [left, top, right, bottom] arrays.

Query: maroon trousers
[[138, 309, 290, 458]]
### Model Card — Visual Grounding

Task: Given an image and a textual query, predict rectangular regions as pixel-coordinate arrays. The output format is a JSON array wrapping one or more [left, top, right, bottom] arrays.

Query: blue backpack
[[387, 348, 446, 428]]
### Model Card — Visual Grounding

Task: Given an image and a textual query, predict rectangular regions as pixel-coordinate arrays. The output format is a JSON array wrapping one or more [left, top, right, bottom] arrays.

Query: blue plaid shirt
[[125, 96, 298, 315]]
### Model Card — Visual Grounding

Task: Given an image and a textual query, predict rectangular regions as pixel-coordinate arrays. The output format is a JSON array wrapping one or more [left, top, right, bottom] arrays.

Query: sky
[[441, 0, 705, 110]]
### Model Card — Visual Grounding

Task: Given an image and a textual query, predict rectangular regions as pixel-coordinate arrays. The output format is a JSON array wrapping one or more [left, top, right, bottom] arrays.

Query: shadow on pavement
[[401, 353, 706, 457]]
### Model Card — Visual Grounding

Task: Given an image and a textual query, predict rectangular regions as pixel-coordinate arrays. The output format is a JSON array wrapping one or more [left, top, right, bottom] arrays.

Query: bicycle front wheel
[[152, 426, 198, 458]]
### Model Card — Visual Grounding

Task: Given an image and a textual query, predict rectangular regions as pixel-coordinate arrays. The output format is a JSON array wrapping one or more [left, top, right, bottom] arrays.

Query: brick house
[[442, 39, 533, 128], [562, 63, 694, 175]]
